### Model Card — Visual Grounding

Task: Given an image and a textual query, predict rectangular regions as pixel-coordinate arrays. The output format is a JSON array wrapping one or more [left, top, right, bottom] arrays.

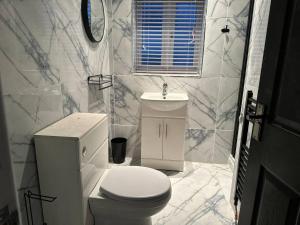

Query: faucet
[[162, 82, 168, 99]]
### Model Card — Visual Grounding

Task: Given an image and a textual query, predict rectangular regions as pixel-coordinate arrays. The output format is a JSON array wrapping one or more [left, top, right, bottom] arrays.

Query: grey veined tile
[[13, 162, 39, 192], [206, 0, 228, 18], [216, 77, 240, 130], [163, 77, 220, 129], [113, 75, 143, 125], [185, 129, 215, 163], [227, 0, 250, 18], [180, 77, 220, 129], [202, 18, 226, 77], [112, 0, 132, 18], [113, 17, 132, 75], [213, 130, 234, 164], [0, 0, 62, 74], [222, 17, 248, 78]]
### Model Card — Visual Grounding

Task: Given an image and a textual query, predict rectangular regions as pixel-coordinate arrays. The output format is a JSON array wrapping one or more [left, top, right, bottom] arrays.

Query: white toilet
[[89, 166, 171, 225], [34, 113, 171, 225]]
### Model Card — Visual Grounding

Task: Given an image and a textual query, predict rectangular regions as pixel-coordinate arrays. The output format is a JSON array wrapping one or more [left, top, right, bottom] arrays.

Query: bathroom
[[1, 0, 299, 224]]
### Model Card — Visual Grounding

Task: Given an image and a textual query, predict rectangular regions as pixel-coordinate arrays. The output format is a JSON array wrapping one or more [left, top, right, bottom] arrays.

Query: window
[[133, 0, 206, 75]]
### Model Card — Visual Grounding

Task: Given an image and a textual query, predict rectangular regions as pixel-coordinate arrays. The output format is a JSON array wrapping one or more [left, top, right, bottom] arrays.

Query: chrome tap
[[162, 82, 168, 99]]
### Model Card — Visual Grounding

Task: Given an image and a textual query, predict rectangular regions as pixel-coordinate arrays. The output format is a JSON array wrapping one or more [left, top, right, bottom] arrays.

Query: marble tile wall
[[111, 0, 250, 164], [0, 0, 113, 224], [230, 0, 272, 209], [0, 79, 18, 222]]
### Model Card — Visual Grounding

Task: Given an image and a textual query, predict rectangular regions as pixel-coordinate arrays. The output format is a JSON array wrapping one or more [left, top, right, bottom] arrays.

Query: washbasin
[[141, 92, 189, 111]]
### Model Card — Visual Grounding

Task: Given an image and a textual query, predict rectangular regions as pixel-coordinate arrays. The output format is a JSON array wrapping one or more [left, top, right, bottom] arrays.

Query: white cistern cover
[[100, 166, 171, 201]]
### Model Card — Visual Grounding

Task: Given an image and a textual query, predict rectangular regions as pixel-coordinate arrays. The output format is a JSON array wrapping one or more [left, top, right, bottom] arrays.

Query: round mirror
[[82, 0, 105, 43]]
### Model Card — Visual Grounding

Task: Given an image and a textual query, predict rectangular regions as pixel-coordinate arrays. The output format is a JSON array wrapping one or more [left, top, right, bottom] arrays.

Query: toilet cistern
[[162, 82, 168, 99]]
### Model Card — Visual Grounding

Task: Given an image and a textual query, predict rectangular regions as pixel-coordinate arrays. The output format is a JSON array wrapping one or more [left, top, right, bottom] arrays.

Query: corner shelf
[[87, 74, 112, 90]]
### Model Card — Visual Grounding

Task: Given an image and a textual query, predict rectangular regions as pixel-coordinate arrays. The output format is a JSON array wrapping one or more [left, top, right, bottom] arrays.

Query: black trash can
[[111, 137, 127, 164]]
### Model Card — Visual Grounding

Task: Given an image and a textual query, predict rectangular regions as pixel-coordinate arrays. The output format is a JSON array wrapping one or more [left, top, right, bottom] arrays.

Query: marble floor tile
[[153, 162, 234, 225]]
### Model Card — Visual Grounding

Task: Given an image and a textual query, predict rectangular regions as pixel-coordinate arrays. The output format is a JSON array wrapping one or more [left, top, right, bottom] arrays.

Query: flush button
[[82, 146, 87, 157]]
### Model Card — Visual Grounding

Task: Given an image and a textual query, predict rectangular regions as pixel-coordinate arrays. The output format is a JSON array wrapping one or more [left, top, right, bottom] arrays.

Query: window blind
[[133, 0, 206, 74]]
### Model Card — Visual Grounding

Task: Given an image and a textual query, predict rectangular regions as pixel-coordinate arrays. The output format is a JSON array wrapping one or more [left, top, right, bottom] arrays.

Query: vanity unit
[[141, 92, 188, 171]]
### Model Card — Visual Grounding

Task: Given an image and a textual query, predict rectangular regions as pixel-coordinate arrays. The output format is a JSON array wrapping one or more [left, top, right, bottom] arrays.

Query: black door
[[238, 0, 300, 224]]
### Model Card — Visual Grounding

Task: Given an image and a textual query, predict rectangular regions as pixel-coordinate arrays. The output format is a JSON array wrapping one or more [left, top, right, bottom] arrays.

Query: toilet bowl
[[89, 166, 171, 225]]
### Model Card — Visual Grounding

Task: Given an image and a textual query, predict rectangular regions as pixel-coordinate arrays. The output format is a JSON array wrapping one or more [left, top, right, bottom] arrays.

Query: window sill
[[132, 72, 201, 78]]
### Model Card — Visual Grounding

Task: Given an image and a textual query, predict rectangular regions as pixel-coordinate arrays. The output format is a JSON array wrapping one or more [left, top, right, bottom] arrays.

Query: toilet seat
[[89, 166, 172, 224], [100, 166, 171, 202]]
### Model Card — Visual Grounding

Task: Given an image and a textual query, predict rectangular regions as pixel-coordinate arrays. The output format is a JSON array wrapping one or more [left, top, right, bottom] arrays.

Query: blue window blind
[[141, 2, 163, 66], [134, 0, 206, 74]]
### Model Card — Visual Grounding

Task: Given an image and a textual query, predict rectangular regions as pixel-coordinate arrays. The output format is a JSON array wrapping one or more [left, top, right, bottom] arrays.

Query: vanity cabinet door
[[163, 118, 185, 161], [141, 118, 163, 159]]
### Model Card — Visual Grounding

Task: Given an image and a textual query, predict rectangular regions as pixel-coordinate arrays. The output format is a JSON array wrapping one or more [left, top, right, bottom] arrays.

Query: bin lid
[[100, 166, 171, 201]]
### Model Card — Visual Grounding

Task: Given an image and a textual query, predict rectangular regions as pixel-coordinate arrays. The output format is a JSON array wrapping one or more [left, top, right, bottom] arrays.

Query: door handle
[[247, 102, 265, 141], [246, 114, 263, 123], [82, 146, 87, 158], [252, 103, 265, 141]]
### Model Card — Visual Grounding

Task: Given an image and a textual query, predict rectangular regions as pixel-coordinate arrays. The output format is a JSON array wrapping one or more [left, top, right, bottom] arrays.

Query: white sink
[[141, 92, 189, 111]]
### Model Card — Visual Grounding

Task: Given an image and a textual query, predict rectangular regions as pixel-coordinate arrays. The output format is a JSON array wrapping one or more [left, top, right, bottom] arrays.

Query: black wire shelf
[[87, 74, 113, 90]]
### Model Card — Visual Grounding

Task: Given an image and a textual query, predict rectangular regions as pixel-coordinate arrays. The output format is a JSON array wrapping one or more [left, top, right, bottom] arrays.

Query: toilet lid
[[100, 166, 171, 201]]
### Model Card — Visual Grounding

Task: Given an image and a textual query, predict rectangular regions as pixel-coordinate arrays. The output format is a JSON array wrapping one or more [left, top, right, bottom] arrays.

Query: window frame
[[132, 0, 207, 77]]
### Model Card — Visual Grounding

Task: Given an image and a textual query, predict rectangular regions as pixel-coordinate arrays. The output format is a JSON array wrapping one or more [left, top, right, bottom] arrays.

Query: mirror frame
[[81, 0, 105, 43]]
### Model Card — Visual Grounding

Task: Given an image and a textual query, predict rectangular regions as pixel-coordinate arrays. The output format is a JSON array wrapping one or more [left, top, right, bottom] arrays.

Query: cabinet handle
[[159, 123, 161, 138], [82, 146, 87, 158], [165, 123, 168, 138]]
